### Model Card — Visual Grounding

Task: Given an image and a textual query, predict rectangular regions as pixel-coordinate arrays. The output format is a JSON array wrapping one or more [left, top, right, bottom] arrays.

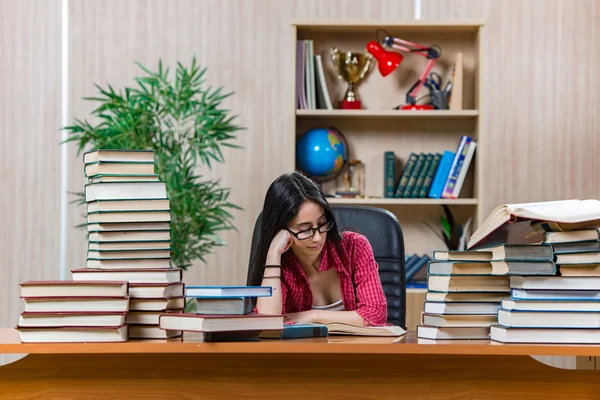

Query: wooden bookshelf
[[292, 19, 484, 258]]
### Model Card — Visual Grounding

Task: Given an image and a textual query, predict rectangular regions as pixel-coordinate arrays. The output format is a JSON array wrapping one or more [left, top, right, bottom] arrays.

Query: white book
[[129, 297, 185, 311], [19, 312, 126, 327], [314, 55, 333, 110], [20, 280, 128, 298], [18, 325, 128, 343], [128, 324, 182, 339], [85, 181, 167, 202], [417, 325, 490, 340], [450, 140, 476, 198], [128, 282, 185, 298], [84, 149, 155, 164], [498, 308, 600, 328], [71, 268, 182, 284], [22, 297, 129, 313], [491, 325, 600, 344]]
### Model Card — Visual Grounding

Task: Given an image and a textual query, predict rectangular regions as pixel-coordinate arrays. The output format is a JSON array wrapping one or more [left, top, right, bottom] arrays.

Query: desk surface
[[3, 328, 600, 356]]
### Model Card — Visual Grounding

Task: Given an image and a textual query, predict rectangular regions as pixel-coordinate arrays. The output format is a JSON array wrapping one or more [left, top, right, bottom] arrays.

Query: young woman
[[250, 171, 387, 326]]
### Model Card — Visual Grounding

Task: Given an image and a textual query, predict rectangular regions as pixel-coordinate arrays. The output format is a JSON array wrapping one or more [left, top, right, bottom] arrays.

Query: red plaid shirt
[[280, 231, 387, 326]]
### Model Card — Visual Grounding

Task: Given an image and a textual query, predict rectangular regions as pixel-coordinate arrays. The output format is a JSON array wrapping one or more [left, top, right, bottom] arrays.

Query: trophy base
[[339, 100, 362, 110], [400, 104, 435, 110]]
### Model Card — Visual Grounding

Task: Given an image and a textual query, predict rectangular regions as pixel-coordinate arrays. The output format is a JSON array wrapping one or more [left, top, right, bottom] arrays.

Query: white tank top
[[311, 299, 345, 311]]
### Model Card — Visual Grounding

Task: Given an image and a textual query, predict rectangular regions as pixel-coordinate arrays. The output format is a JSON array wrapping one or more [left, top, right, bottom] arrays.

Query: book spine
[[449, 141, 477, 199], [410, 153, 433, 198], [402, 153, 426, 198], [441, 136, 472, 198], [384, 151, 396, 198], [428, 151, 455, 198], [419, 153, 442, 198], [394, 153, 418, 197]]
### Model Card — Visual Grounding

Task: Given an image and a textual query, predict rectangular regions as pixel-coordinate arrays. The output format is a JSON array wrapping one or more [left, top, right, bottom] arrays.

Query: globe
[[296, 127, 348, 182]]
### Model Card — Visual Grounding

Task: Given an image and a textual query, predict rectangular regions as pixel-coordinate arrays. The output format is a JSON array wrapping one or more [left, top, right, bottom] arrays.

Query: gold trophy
[[330, 48, 373, 109]]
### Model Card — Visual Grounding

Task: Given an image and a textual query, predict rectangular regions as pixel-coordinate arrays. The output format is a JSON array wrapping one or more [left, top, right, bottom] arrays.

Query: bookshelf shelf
[[292, 19, 484, 257], [327, 198, 478, 206], [296, 110, 479, 119]]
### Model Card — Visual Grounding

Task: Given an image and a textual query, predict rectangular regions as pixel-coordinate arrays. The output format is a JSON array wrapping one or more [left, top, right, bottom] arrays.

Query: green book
[[394, 153, 418, 198], [419, 153, 442, 198], [410, 153, 433, 198], [402, 153, 426, 198], [384, 151, 397, 198]]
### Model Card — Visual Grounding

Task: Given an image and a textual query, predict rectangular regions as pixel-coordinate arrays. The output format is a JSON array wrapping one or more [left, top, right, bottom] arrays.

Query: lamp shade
[[366, 41, 403, 77]]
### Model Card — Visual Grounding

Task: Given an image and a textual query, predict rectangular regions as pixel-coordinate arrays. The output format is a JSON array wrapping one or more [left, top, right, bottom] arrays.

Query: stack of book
[[72, 149, 184, 339], [464, 199, 600, 344], [492, 227, 600, 344], [16, 281, 129, 343], [158, 286, 284, 341]]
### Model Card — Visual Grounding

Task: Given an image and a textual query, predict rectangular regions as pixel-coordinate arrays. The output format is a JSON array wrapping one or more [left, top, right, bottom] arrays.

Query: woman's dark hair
[[249, 171, 345, 287]]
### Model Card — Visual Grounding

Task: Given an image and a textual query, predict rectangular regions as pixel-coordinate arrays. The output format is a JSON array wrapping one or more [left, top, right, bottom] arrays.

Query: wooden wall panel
[[423, 0, 600, 217], [0, 0, 62, 363], [68, 0, 414, 287]]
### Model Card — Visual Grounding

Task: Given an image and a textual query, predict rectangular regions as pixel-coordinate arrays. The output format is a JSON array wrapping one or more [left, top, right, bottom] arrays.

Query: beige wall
[[1, 0, 599, 329]]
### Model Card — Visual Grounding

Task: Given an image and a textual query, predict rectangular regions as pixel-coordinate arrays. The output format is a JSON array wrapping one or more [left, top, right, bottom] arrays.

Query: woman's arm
[[285, 309, 364, 325], [255, 249, 285, 315], [255, 230, 292, 315]]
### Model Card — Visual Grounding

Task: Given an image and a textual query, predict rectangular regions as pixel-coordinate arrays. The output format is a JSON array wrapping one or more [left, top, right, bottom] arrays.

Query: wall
[[0, 0, 599, 332]]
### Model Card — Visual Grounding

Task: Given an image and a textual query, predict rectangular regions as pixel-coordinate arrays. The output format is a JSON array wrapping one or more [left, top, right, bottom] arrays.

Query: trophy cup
[[330, 48, 373, 109], [336, 160, 364, 197]]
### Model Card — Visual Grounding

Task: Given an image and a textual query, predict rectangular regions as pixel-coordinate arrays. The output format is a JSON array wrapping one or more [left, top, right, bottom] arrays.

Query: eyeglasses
[[286, 221, 335, 240]]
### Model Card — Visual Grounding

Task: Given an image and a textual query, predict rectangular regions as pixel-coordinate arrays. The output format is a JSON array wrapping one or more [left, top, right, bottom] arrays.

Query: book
[[448, 140, 476, 198], [394, 153, 418, 197], [409, 153, 433, 198], [417, 325, 490, 340], [425, 292, 508, 303], [497, 309, 600, 328], [126, 310, 183, 325], [87, 222, 171, 232], [511, 288, 600, 301], [544, 228, 600, 244], [158, 313, 284, 332], [314, 54, 333, 110], [128, 324, 182, 339], [552, 240, 600, 254], [422, 313, 497, 327], [129, 297, 185, 311], [18, 311, 126, 327], [428, 260, 556, 276], [555, 251, 600, 264], [501, 298, 600, 312], [17, 325, 128, 343], [428, 275, 510, 292], [418, 153, 441, 198], [86, 258, 171, 270], [85, 162, 156, 177], [441, 136, 472, 198], [19, 280, 128, 298], [510, 276, 600, 290], [194, 297, 252, 315], [428, 150, 455, 198], [423, 301, 500, 315], [22, 297, 130, 313], [88, 241, 171, 251], [384, 151, 396, 198], [325, 322, 406, 337], [89, 175, 160, 183], [185, 286, 272, 298], [71, 268, 183, 283], [128, 282, 185, 298], [259, 323, 328, 339], [559, 264, 600, 277], [85, 181, 167, 202], [467, 199, 600, 249], [402, 153, 426, 198], [88, 230, 171, 242], [491, 325, 600, 344], [84, 149, 155, 164], [87, 199, 170, 213], [87, 211, 171, 224]]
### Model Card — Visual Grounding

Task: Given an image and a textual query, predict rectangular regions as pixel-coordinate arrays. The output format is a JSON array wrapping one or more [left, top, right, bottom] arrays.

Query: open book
[[467, 199, 600, 250], [325, 322, 406, 337]]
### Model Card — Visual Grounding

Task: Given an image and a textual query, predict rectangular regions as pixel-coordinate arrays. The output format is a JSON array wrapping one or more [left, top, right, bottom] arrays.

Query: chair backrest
[[246, 204, 406, 328]]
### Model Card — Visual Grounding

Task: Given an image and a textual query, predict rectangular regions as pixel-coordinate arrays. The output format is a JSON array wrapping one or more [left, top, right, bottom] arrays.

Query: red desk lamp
[[366, 29, 442, 110]]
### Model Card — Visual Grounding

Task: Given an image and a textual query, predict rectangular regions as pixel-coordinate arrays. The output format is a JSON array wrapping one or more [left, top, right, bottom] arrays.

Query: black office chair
[[246, 205, 406, 328]]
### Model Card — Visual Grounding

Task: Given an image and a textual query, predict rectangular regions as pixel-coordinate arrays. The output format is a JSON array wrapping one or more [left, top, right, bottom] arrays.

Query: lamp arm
[[406, 57, 438, 105]]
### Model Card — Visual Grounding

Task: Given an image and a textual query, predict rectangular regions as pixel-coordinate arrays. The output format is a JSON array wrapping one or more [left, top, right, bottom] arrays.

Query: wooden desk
[[1, 328, 600, 399]]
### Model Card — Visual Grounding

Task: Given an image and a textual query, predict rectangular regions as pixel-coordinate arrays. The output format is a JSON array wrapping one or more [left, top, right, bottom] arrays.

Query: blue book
[[260, 323, 328, 339], [185, 286, 272, 298], [428, 150, 455, 198]]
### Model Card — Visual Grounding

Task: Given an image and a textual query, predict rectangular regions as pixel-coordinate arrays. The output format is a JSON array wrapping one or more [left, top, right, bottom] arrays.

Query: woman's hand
[[268, 229, 293, 256]]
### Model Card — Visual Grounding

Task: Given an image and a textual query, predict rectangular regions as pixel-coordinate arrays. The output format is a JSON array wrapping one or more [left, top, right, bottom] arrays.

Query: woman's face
[[287, 200, 328, 255]]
